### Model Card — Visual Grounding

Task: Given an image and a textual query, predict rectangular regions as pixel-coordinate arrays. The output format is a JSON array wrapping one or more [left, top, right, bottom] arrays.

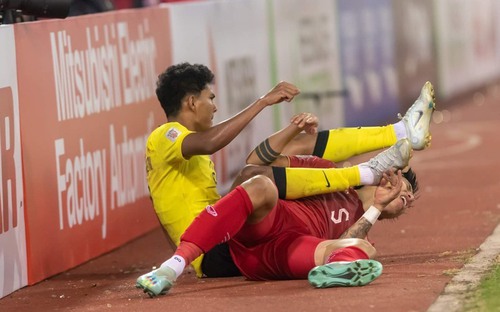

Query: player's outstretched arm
[[339, 170, 402, 239], [246, 112, 318, 165], [339, 218, 373, 239], [182, 81, 299, 157]]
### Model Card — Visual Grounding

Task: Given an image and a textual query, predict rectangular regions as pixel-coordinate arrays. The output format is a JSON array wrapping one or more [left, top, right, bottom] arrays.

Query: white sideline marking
[[427, 223, 500, 312], [424, 121, 500, 312], [422, 119, 500, 310]]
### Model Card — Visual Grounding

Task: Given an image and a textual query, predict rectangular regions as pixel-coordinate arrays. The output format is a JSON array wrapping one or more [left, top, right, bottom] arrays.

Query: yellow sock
[[274, 166, 361, 199], [314, 125, 397, 162]]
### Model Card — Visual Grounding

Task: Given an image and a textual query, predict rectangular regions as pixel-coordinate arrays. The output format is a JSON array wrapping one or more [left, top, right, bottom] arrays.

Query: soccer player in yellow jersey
[[144, 61, 435, 280], [146, 63, 300, 276]]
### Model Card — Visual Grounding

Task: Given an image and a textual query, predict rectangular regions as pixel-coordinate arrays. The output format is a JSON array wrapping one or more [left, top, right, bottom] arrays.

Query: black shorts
[[201, 243, 241, 277]]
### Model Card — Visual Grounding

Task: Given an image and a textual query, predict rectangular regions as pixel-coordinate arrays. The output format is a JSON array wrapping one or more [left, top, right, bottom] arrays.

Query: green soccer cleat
[[308, 259, 383, 288], [136, 268, 175, 297]]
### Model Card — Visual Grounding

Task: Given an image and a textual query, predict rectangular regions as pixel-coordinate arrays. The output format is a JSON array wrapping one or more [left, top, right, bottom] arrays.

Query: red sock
[[174, 241, 203, 265], [180, 186, 253, 254], [326, 246, 369, 263]]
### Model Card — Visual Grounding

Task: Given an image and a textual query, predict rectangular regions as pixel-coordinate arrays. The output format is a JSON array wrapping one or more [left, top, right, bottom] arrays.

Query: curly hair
[[156, 63, 215, 118]]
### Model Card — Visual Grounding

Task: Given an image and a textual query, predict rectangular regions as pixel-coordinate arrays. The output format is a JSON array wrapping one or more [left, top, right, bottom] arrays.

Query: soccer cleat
[[361, 138, 411, 184], [399, 81, 436, 150], [308, 259, 383, 288], [136, 268, 175, 297]]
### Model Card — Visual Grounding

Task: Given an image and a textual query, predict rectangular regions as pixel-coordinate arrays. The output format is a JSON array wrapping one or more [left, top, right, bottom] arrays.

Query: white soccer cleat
[[399, 81, 436, 150], [362, 139, 411, 184]]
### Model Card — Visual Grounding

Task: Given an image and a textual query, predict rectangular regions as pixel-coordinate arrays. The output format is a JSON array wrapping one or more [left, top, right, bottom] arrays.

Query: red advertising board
[[14, 8, 172, 284]]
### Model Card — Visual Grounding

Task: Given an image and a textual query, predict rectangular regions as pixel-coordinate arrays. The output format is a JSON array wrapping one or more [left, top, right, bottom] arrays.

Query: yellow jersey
[[146, 122, 220, 276]]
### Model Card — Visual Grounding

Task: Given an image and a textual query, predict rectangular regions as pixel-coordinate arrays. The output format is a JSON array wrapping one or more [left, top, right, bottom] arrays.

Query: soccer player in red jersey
[[137, 145, 416, 296]]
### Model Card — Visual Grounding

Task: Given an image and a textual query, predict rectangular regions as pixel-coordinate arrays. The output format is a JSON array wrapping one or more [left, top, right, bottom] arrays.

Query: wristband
[[363, 206, 381, 225]]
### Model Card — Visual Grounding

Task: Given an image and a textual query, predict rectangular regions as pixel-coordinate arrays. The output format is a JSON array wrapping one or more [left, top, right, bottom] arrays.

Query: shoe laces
[[367, 148, 401, 172], [397, 103, 415, 122], [397, 91, 424, 122]]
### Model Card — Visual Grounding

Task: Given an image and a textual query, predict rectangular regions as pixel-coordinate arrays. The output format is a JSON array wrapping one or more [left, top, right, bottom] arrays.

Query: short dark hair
[[156, 63, 215, 118], [402, 167, 419, 195]]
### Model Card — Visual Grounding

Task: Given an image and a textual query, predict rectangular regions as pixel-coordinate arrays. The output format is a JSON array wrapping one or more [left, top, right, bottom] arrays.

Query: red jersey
[[228, 156, 365, 280]]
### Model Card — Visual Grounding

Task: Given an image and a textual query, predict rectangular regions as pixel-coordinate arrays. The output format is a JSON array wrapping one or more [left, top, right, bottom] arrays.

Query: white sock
[[358, 164, 375, 185], [159, 255, 186, 279], [393, 120, 408, 141]]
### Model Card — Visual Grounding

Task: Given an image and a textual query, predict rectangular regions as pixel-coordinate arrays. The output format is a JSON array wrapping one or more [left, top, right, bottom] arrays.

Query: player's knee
[[237, 165, 273, 182], [241, 175, 278, 213]]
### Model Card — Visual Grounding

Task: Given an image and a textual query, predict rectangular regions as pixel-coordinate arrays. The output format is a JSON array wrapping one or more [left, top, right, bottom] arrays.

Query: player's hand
[[373, 170, 403, 210], [290, 112, 318, 134], [259, 81, 300, 106]]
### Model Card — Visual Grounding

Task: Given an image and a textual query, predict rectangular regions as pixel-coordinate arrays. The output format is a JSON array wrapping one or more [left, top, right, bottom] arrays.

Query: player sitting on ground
[[147, 62, 300, 276]]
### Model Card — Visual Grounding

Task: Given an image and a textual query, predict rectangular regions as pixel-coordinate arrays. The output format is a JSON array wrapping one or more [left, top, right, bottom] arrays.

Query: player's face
[[379, 177, 415, 220], [193, 85, 217, 131]]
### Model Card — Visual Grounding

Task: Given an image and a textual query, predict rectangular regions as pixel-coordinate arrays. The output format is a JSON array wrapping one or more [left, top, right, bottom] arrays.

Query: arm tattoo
[[254, 139, 280, 164], [339, 217, 373, 239]]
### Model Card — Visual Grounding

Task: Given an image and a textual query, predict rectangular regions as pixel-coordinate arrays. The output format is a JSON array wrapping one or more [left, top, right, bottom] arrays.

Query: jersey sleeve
[[287, 155, 336, 169]]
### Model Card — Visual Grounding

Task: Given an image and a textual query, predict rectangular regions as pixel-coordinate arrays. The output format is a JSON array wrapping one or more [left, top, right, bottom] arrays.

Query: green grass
[[463, 263, 500, 312]]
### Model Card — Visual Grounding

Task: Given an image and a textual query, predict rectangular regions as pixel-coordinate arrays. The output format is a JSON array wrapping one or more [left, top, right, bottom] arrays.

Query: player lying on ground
[[136, 139, 417, 297], [147, 65, 435, 278]]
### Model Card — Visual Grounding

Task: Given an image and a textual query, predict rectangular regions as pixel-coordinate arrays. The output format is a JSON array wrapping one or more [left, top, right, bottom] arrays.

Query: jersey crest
[[166, 127, 181, 142]]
